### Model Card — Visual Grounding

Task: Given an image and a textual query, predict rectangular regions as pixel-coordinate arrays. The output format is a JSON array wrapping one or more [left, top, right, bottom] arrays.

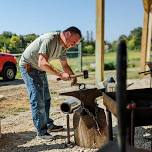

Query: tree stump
[[73, 107, 108, 148]]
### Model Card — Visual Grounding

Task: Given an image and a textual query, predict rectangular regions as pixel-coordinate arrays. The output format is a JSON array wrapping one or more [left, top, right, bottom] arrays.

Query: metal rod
[[131, 110, 135, 146], [106, 109, 113, 141], [126, 127, 131, 145], [66, 114, 70, 144], [150, 73, 152, 88]]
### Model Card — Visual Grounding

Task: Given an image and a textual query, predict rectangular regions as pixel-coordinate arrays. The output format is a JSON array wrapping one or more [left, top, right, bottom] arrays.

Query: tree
[[128, 27, 142, 50], [111, 41, 118, 52], [128, 36, 136, 50], [118, 34, 128, 41], [24, 33, 38, 43], [9, 35, 21, 53], [19, 35, 26, 50], [104, 40, 112, 52], [90, 31, 94, 42], [83, 44, 94, 54], [2, 31, 13, 38], [0, 35, 10, 50], [86, 30, 90, 42]]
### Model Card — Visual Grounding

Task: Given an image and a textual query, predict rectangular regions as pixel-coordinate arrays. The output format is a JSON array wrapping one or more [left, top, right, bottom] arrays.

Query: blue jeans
[[20, 66, 54, 135]]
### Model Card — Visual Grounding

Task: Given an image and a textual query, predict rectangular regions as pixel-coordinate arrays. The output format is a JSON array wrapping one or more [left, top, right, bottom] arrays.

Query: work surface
[[103, 88, 152, 126]]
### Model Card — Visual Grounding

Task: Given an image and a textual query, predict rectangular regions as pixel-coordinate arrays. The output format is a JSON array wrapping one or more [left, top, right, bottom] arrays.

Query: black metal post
[[116, 40, 127, 152], [130, 110, 135, 146]]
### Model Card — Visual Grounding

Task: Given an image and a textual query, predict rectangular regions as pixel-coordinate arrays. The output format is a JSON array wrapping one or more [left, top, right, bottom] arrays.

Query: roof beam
[[140, 0, 152, 71], [143, 0, 152, 12]]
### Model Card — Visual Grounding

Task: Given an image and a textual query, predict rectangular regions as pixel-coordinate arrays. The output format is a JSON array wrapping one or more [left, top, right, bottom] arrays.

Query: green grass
[[16, 51, 141, 79], [16, 67, 22, 79], [105, 51, 140, 63]]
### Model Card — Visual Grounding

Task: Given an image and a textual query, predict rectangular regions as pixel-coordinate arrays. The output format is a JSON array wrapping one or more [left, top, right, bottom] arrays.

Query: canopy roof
[[143, 0, 152, 12], [96, 0, 152, 83]]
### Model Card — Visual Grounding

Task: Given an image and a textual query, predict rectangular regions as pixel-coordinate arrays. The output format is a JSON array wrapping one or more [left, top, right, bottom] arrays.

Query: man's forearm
[[38, 54, 61, 76], [62, 64, 74, 75], [62, 63, 77, 85], [39, 62, 61, 76]]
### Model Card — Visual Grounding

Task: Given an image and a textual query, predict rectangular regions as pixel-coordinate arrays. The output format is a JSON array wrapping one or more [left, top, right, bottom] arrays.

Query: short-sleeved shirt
[[19, 32, 67, 70]]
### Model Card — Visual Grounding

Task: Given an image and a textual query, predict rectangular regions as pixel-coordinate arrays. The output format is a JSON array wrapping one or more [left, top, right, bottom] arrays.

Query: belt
[[24, 63, 45, 74]]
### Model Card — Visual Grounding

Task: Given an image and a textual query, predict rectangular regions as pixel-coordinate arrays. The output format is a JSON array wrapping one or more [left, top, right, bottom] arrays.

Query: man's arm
[[60, 58, 74, 74], [38, 54, 70, 80], [60, 58, 77, 85]]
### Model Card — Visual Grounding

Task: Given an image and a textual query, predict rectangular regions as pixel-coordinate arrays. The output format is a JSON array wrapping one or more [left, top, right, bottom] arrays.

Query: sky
[[0, 0, 144, 42]]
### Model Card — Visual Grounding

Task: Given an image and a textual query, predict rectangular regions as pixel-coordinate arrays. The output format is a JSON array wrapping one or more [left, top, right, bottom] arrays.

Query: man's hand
[[59, 72, 71, 81]]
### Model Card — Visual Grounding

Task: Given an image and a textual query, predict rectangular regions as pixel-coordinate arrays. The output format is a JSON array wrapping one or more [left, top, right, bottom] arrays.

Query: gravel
[[0, 74, 152, 151]]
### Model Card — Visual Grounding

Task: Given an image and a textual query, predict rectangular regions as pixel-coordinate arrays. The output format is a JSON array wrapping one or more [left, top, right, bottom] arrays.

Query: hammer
[[57, 70, 88, 81], [139, 62, 152, 75]]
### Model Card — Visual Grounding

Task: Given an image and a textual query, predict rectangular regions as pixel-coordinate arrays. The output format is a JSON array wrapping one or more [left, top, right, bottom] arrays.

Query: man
[[19, 26, 82, 140]]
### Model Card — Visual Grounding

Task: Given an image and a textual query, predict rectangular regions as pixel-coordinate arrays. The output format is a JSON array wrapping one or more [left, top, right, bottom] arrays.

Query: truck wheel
[[3, 66, 16, 81]]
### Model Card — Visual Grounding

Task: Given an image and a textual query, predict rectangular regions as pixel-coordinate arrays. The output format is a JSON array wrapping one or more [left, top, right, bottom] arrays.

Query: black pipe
[[60, 98, 81, 114], [116, 40, 127, 152]]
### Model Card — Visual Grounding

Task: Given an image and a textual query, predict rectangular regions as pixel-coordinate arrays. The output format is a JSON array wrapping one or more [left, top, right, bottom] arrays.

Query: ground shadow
[[0, 79, 24, 87], [53, 134, 74, 140], [0, 131, 35, 152], [13, 142, 71, 152], [61, 127, 74, 132], [0, 130, 76, 152]]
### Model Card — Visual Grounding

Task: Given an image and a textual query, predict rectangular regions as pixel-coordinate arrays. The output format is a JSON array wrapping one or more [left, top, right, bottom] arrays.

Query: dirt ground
[[0, 74, 152, 152]]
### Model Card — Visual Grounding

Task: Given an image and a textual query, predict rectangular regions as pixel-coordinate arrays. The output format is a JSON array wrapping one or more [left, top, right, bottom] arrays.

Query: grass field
[[49, 51, 141, 79], [15, 51, 141, 80]]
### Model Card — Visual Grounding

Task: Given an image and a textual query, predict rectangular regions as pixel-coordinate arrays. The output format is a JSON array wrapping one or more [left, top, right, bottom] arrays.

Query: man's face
[[64, 32, 81, 49]]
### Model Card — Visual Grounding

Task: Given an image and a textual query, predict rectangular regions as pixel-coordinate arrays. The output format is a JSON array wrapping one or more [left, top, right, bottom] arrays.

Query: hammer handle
[[139, 70, 152, 74], [57, 74, 83, 81]]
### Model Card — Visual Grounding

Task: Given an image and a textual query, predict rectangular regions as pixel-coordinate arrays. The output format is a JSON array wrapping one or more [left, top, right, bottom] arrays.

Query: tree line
[[0, 27, 143, 54], [0, 32, 38, 53], [106, 27, 142, 52]]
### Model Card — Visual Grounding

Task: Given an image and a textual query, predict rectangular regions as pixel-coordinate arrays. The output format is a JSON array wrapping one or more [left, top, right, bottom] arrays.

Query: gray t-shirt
[[19, 32, 67, 70]]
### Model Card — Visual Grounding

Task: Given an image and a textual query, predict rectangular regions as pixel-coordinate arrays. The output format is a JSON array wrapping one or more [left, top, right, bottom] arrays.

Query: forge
[[103, 87, 152, 146]]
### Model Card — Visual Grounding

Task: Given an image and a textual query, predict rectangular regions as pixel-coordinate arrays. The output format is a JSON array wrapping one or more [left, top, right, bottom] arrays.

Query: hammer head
[[146, 62, 152, 70], [83, 70, 88, 79]]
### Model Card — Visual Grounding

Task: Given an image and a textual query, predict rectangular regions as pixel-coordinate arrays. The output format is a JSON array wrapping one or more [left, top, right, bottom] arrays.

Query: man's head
[[60, 26, 82, 49]]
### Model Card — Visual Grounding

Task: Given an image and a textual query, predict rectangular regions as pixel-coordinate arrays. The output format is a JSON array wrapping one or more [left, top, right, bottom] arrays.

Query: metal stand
[[130, 109, 135, 146], [150, 73, 152, 88], [66, 114, 70, 144], [106, 109, 113, 141]]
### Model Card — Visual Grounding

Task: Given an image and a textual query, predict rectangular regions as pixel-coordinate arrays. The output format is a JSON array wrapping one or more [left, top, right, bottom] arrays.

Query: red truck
[[0, 53, 17, 81]]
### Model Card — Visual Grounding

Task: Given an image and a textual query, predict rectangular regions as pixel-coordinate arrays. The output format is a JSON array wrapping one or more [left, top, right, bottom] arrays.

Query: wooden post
[[146, 10, 152, 63], [96, 0, 105, 84], [140, 0, 152, 72]]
